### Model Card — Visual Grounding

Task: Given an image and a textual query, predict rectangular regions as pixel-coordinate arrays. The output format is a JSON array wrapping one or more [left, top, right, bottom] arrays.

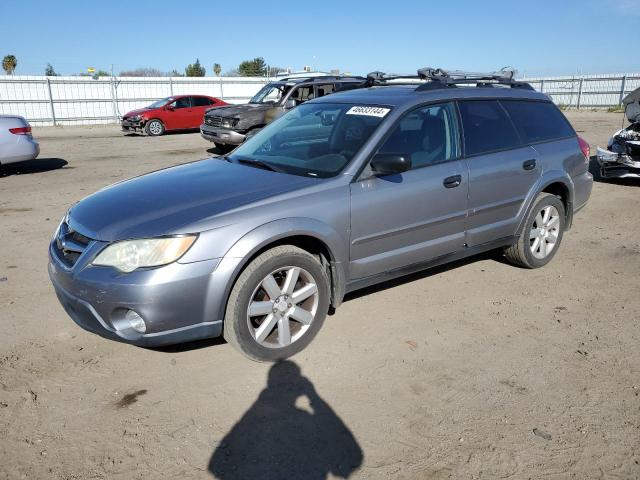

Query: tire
[[145, 119, 165, 136], [214, 142, 235, 154], [504, 193, 566, 268], [224, 245, 330, 362]]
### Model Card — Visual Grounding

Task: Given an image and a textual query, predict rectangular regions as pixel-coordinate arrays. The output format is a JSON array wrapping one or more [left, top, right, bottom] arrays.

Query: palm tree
[[213, 63, 222, 77], [3, 55, 17, 75]]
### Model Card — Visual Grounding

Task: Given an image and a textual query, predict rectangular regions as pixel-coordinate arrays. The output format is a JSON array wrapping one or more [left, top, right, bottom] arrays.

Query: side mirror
[[284, 98, 298, 109], [165, 105, 174, 111], [370, 154, 411, 175]]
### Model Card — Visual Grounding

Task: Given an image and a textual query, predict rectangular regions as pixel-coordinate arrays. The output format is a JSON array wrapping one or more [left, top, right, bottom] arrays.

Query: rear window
[[501, 100, 575, 143], [458, 100, 521, 156]]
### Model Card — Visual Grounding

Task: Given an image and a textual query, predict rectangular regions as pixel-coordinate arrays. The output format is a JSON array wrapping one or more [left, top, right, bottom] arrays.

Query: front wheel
[[504, 193, 566, 268], [145, 119, 165, 136], [214, 142, 235, 154], [224, 245, 330, 362]]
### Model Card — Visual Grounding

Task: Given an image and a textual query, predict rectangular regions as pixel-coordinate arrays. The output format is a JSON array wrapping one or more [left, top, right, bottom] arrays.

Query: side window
[[290, 85, 315, 103], [192, 97, 213, 107], [378, 102, 460, 169], [458, 100, 520, 156], [170, 97, 191, 109], [316, 84, 335, 98], [501, 100, 575, 144]]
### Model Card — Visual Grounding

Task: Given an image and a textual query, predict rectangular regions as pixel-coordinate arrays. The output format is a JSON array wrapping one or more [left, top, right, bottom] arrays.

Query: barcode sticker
[[346, 106, 391, 118]]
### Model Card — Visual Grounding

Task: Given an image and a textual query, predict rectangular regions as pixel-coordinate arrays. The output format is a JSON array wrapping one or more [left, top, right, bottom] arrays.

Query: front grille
[[54, 221, 93, 268], [205, 115, 223, 127]]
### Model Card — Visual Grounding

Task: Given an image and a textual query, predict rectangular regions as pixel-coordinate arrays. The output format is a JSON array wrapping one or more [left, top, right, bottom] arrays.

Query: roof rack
[[277, 75, 365, 83], [364, 67, 534, 91]]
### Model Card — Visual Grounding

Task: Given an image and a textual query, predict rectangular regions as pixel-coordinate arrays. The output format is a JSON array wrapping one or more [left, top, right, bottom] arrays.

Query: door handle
[[443, 174, 462, 188], [523, 159, 537, 171]]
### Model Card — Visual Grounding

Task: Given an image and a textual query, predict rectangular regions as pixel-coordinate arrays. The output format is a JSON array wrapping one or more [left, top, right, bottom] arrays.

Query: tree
[[120, 67, 165, 77], [238, 57, 267, 77], [3, 55, 17, 75], [213, 63, 222, 77], [185, 59, 206, 77], [45, 63, 58, 76]]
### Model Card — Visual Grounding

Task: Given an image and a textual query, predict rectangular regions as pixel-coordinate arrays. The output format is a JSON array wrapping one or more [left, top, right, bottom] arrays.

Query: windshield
[[147, 97, 174, 109], [228, 103, 391, 178], [249, 84, 291, 104]]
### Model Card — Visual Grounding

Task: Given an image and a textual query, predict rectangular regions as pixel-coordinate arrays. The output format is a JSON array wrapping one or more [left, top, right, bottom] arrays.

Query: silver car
[[0, 115, 39, 165], [48, 68, 593, 361]]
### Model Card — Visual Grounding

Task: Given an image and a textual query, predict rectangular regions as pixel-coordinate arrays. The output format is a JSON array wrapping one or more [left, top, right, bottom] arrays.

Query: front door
[[164, 96, 192, 130], [349, 102, 468, 280]]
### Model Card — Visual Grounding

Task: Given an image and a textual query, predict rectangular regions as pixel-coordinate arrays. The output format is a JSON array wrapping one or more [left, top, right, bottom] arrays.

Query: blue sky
[[1, 0, 638, 77]]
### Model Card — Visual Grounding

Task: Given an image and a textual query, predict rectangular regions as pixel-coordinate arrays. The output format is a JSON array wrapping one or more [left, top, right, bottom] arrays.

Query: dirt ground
[[1, 111, 639, 480]]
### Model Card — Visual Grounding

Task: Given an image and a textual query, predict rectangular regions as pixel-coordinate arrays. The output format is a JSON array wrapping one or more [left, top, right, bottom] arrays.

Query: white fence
[[1, 73, 639, 127], [0, 76, 270, 126], [521, 74, 640, 109]]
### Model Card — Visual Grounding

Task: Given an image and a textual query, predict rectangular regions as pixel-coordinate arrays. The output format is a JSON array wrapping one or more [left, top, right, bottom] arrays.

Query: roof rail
[[364, 67, 534, 91]]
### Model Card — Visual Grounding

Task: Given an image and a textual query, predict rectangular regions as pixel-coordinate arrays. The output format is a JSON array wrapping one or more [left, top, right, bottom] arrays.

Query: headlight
[[130, 115, 141, 121], [221, 118, 238, 128], [92, 235, 197, 273]]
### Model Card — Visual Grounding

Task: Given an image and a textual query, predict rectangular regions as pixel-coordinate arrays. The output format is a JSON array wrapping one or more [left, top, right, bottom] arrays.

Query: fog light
[[125, 310, 146, 333]]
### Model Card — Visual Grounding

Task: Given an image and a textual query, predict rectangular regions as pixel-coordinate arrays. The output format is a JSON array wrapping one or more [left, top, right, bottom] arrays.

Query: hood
[[123, 108, 152, 118], [68, 159, 317, 241], [205, 103, 273, 117], [623, 86, 640, 123]]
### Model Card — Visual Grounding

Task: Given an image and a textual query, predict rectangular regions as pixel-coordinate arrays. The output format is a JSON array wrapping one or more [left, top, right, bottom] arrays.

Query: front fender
[[210, 217, 349, 320]]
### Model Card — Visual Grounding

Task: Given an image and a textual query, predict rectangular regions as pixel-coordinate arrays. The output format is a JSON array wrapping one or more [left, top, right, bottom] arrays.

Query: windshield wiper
[[233, 156, 280, 172]]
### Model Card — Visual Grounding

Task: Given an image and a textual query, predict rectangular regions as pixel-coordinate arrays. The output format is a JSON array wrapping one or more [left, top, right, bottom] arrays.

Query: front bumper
[[48, 239, 223, 347], [121, 118, 143, 132], [596, 147, 640, 179], [200, 124, 246, 145]]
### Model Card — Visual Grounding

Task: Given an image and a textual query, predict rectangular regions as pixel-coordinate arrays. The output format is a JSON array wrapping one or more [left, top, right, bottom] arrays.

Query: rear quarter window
[[458, 100, 521, 156], [500, 100, 575, 144]]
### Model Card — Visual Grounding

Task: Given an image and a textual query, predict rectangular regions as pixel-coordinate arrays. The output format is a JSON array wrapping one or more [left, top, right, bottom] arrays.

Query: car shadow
[[0, 158, 68, 177], [208, 360, 363, 480], [148, 336, 227, 353]]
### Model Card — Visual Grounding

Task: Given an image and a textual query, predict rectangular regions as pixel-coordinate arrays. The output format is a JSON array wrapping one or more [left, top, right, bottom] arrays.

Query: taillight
[[577, 136, 590, 160], [9, 126, 32, 135]]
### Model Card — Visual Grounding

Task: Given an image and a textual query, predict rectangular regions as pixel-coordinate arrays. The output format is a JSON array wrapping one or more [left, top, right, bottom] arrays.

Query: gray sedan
[[0, 115, 39, 165]]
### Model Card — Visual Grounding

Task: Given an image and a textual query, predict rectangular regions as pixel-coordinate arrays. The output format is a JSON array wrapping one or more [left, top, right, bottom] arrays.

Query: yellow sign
[[87, 67, 95, 73]]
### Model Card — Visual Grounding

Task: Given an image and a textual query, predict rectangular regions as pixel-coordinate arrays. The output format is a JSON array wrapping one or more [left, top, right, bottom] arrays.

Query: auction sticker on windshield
[[346, 106, 391, 118]]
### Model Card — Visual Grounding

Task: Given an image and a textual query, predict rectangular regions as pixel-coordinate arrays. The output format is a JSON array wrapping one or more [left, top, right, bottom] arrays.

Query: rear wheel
[[504, 193, 565, 268], [224, 245, 330, 362], [145, 119, 165, 136]]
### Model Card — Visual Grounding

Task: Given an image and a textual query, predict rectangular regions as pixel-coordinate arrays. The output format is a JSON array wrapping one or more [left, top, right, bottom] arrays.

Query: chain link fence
[[1, 73, 638, 126]]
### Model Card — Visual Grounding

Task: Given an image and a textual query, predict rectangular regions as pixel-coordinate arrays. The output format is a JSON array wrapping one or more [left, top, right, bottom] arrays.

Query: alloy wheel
[[246, 266, 319, 348], [529, 205, 560, 259]]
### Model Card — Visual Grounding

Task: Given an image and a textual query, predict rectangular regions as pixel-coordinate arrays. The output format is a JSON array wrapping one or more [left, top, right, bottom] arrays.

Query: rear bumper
[[0, 137, 39, 164], [200, 124, 246, 145]]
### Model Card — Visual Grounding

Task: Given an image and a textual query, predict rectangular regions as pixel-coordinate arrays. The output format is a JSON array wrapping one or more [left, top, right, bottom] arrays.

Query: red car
[[121, 95, 227, 136]]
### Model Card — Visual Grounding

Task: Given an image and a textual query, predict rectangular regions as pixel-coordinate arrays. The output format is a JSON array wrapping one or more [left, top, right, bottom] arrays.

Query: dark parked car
[[200, 75, 364, 152], [122, 95, 227, 136], [49, 68, 592, 361]]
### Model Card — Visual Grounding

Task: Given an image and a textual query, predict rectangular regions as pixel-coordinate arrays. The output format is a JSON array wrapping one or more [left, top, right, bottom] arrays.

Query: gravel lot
[[1, 112, 639, 479]]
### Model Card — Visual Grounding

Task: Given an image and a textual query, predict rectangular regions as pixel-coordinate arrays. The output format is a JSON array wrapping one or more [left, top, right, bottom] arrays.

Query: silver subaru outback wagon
[[48, 69, 593, 361]]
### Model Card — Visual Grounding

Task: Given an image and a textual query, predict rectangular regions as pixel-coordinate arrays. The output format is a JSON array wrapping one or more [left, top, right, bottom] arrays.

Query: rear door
[[349, 102, 468, 279], [459, 100, 540, 246], [191, 96, 214, 126]]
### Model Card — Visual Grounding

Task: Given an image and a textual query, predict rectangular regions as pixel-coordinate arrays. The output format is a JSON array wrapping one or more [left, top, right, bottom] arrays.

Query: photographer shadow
[[209, 361, 363, 479]]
